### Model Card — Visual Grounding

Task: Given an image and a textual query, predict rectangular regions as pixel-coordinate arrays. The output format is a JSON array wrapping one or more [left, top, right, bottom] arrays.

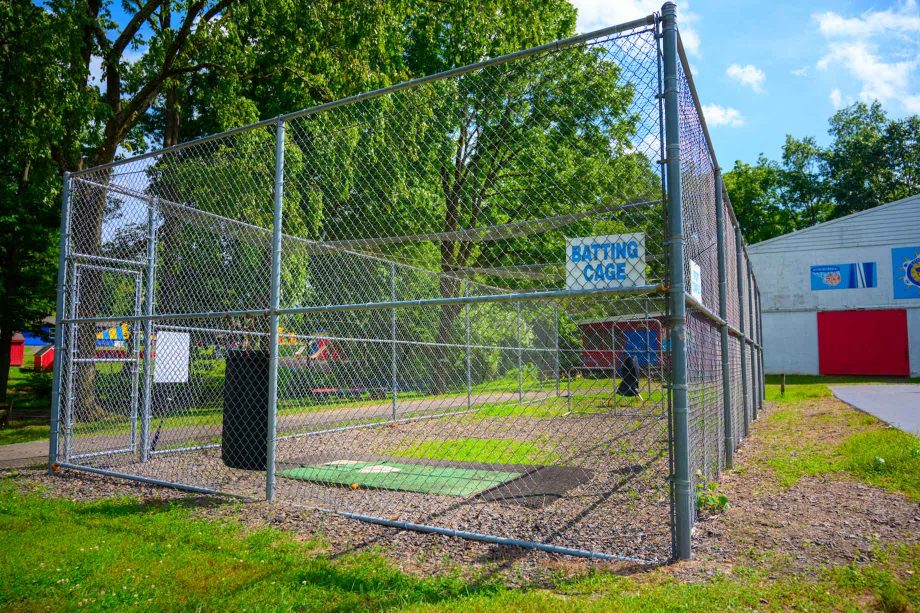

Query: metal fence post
[[266, 120, 286, 502], [758, 289, 765, 404], [748, 267, 757, 420], [391, 263, 398, 421], [516, 301, 523, 403], [735, 227, 749, 437], [48, 172, 72, 472], [662, 1, 692, 561], [553, 304, 560, 397], [140, 202, 157, 462], [465, 283, 472, 411], [714, 171, 733, 468]]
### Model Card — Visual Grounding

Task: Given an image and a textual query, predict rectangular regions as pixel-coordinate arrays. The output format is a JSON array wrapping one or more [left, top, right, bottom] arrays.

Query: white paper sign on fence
[[689, 259, 703, 304], [565, 233, 646, 291], [153, 331, 190, 383]]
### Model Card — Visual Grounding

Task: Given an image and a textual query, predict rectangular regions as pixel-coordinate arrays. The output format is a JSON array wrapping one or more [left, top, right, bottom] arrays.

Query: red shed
[[34, 345, 54, 372], [9, 333, 24, 367], [576, 313, 667, 376]]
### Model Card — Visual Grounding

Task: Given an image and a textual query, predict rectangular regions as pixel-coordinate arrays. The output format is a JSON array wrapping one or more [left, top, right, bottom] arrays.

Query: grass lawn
[[1, 375, 918, 610], [388, 437, 559, 466], [2, 347, 52, 445], [0, 476, 916, 611], [761, 377, 920, 502]]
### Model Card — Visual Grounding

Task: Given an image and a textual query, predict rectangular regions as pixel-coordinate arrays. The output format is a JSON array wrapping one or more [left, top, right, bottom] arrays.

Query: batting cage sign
[[566, 233, 646, 290]]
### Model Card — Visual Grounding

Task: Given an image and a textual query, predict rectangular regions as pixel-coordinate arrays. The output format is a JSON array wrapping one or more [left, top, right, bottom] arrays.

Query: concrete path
[[0, 439, 48, 469], [830, 385, 920, 436]]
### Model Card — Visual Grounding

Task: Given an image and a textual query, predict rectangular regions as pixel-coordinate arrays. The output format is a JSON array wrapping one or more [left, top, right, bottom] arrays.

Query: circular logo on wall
[[903, 253, 920, 289]]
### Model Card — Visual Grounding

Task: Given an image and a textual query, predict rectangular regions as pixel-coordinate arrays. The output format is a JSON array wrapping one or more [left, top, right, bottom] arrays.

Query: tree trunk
[[0, 329, 13, 409], [0, 220, 23, 407]]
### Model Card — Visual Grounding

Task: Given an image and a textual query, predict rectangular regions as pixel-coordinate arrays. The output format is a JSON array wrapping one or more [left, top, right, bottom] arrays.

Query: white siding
[[749, 194, 920, 256], [762, 311, 818, 374], [910, 309, 920, 377], [748, 194, 920, 375]]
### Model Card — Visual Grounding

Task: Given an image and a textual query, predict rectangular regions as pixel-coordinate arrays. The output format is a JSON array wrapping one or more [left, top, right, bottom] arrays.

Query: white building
[[748, 194, 920, 377]]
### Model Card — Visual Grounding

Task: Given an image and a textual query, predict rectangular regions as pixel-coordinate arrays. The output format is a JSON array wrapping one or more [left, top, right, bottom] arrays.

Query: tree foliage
[[725, 101, 920, 243]]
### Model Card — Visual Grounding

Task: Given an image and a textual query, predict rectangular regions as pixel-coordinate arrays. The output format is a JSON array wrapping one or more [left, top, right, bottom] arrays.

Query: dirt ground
[[7, 395, 919, 587]]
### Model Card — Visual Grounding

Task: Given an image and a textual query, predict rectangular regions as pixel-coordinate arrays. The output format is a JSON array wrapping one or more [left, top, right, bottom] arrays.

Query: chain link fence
[[49, 4, 763, 563]]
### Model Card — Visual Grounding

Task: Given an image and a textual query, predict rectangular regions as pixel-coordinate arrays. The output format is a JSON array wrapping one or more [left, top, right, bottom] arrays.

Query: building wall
[[910, 309, 920, 377], [749, 195, 920, 377], [761, 311, 817, 374]]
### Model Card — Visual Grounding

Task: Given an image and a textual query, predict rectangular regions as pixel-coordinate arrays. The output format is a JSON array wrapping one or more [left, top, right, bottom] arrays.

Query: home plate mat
[[280, 460, 522, 496]]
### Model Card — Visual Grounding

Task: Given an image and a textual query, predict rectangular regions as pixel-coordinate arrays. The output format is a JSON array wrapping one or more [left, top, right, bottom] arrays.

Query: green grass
[[765, 374, 919, 404], [0, 425, 50, 446], [1, 479, 917, 611], [0, 480, 500, 611], [2, 347, 53, 446], [836, 428, 920, 501], [389, 437, 559, 466], [760, 376, 920, 502], [403, 546, 920, 612]]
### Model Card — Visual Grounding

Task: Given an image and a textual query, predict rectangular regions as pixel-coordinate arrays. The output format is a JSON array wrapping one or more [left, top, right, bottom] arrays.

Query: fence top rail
[[70, 14, 657, 179]]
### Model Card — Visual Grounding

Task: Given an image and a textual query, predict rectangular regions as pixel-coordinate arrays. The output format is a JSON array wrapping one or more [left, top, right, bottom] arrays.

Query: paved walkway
[[0, 439, 48, 469], [830, 385, 920, 436]]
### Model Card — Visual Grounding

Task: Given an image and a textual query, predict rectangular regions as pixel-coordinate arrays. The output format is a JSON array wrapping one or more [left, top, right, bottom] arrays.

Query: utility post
[[661, 1, 692, 561]]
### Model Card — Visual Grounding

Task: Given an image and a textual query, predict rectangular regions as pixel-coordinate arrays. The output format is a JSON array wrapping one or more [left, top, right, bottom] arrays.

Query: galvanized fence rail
[[49, 3, 763, 562]]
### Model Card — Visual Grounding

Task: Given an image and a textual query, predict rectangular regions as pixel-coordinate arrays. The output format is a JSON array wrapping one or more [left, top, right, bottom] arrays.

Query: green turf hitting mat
[[279, 460, 522, 496]]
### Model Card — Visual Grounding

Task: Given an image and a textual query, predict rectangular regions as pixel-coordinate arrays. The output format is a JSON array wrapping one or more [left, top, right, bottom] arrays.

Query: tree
[[823, 101, 890, 218], [0, 0, 88, 405], [723, 157, 795, 244], [726, 102, 920, 242], [780, 135, 832, 227]]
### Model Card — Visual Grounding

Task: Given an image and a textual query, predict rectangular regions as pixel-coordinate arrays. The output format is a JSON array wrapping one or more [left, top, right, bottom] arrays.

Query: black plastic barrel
[[222, 349, 269, 470]]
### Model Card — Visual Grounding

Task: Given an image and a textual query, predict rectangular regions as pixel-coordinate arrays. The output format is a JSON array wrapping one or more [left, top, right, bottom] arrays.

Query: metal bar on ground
[[335, 511, 658, 564], [56, 463, 238, 498]]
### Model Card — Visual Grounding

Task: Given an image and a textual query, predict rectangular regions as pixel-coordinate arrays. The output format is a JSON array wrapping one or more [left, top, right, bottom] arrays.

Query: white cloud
[[701, 104, 745, 127], [815, 2, 920, 38], [813, 2, 920, 113], [791, 66, 809, 77], [817, 40, 916, 107], [829, 88, 855, 109], [570, 0, 702, 55], [726, 63, 765, 93]]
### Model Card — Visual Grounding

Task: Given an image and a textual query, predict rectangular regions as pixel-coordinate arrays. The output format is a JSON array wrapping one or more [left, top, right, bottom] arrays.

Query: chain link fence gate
[[49, 3, 764, 563]]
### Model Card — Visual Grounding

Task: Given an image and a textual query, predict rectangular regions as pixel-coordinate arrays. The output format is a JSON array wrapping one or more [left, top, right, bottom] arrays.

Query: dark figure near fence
[[617, 354, 641, 398]]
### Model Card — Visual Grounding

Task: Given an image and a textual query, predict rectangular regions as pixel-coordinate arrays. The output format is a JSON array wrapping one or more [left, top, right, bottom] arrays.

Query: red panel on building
[[817, 309, 909, 376]]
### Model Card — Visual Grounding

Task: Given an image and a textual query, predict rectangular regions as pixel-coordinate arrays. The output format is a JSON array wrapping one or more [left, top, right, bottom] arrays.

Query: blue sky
[[573, 0, 920, 167]]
